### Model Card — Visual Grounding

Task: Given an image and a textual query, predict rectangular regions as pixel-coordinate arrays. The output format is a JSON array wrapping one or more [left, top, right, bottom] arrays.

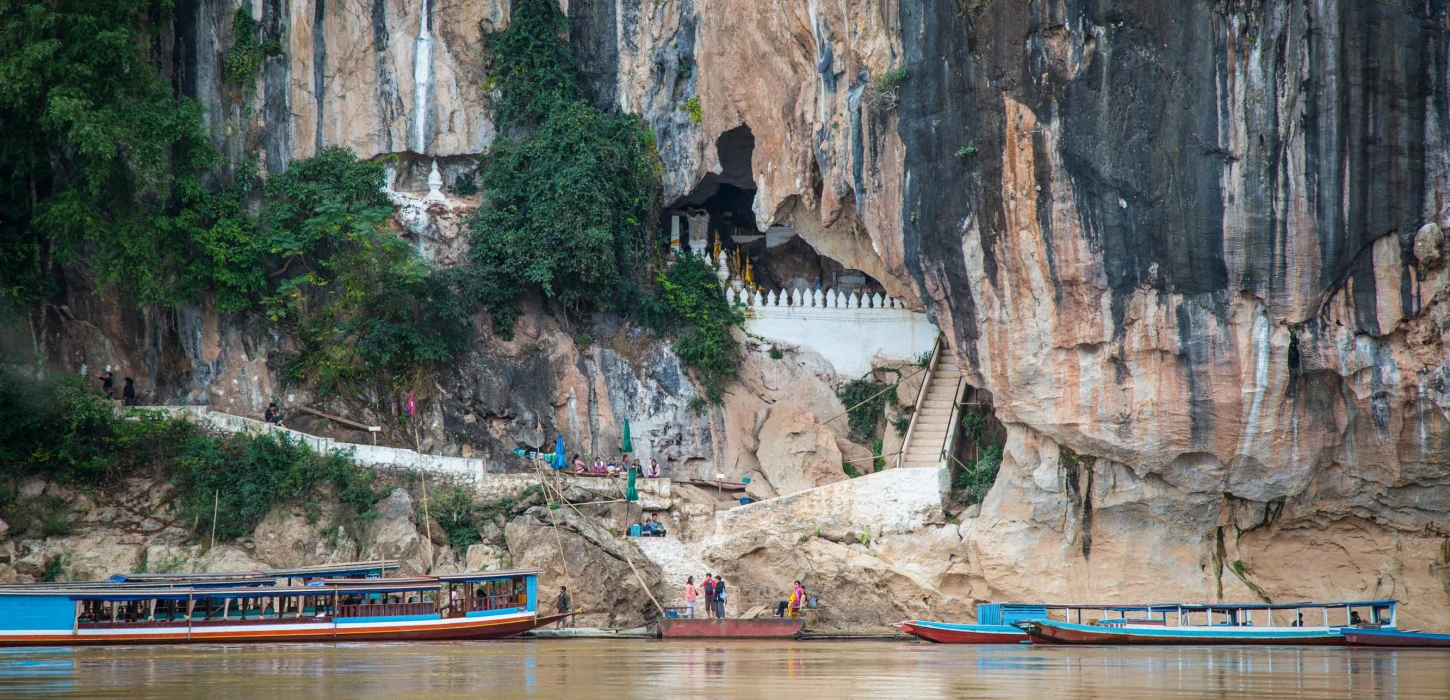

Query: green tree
[[0, 0, 218, 310], [258, 149, 470, 390], [466, 0, 660, 335], [640, 255, 744, 402]]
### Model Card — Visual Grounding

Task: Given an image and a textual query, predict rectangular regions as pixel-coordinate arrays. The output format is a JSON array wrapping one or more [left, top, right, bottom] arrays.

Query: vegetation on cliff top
[[0, 370, 384, 541], [639, 255, 744, 402], [0, 1, 464, 392], [0, 0, 216, 310], [467, 0, 661, 336], [1, 0, 737, 412], [467, 0, 739, 400]]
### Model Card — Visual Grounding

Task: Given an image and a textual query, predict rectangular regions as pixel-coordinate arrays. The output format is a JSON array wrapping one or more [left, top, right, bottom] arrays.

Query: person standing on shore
[[702, 575, 716, 618], [714, 575, 727, 619], [555, 586, 571, 629], [97, 370, 114, 399], [122, 377, 136, 406], [684, 576, 698, 618]]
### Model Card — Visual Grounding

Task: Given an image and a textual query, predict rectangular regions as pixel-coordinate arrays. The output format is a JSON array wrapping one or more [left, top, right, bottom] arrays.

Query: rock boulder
[[755, 404, 847, 496], [505, 507, 664, 628]]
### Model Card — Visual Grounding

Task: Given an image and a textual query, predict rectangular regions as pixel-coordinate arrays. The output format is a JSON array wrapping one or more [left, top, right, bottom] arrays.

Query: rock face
[[754, 404, 848, 496], [363, 488, 437, 574], [10, 0, 1450, 626], [505, 506, 665, 628]]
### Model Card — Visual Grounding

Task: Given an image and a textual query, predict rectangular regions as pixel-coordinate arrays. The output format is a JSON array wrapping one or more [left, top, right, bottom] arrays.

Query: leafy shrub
[[467, 0, 660, 336], [837, 377, 893, 443], [41, 498, 74, 537], [450, 173, 479, 197], [768, 346, 784, 360], [430, 485, 543, 548], [224, 9, 280, 85], [261, 149, 471, 389], [953, 442, 1002, 505], [681, 96, 702, 124], [868, 66, 908, 109], [640, 256, 744, 402], [432, 487, 484, 548], [171, 430, 383, 541], [0, 0, 222, 310], [890, 415, 910, 437], [42, 555, 67, 583], [0, 370, 385, 542]]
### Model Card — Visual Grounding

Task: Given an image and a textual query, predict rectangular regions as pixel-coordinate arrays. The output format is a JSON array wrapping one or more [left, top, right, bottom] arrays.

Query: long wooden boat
[[895, 620, 1027, 644], [1342, 629, 1450, 648], [1015, 600, 1399, 646], [895, 603, 1051, 643], [0, 568, 562, 647], [657, 617, 803, 639]]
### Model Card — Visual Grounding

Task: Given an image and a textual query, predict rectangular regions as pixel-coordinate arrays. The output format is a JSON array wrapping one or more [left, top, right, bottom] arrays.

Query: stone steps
[[896, 346, 965, 468], [632, 537, 711, 606]]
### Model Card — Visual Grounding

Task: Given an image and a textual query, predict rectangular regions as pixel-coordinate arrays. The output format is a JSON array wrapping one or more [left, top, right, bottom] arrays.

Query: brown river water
[[0, 640, 1446, 699]]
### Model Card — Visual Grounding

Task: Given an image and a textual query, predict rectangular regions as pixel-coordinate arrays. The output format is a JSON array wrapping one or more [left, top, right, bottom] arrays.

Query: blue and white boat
[[1014, 600, 1398, 645]]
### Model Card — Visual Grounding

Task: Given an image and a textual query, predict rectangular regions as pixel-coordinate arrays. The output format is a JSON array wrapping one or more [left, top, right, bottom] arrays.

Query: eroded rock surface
[[505, 506, 665, 628]]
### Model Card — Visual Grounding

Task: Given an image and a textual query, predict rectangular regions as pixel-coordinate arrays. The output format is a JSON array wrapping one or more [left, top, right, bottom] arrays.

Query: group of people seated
[[632, 513, 667, 537], [570, 454, 664, 478]]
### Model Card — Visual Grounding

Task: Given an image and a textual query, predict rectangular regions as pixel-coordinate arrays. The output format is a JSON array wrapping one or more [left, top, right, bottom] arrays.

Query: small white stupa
[[425, 159, 446, 203]]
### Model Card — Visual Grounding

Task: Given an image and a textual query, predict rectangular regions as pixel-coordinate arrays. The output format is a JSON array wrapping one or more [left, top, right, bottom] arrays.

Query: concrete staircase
[[632, 537, 711, 606], [897, 339, 966, 469]]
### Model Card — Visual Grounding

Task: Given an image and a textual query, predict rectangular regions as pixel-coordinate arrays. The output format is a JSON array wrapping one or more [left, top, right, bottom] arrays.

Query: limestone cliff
[[17, 0, 1450, 626]]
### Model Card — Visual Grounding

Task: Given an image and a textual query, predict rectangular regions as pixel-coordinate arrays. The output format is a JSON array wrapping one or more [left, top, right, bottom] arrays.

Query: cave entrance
[[661, 124, 886, 298]]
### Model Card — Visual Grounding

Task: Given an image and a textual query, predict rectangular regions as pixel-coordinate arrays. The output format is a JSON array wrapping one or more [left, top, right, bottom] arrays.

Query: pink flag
[[407, 393, 415, 415]]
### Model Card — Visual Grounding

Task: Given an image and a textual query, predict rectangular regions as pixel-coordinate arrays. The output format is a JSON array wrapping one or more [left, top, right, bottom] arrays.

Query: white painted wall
[[732, 287, 938, 377], [150, 406, 670, 502]]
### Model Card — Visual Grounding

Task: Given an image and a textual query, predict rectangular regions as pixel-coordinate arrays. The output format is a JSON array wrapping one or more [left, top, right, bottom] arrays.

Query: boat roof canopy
[[106, 572, 274, 586], [16, 579, 449, 601], [264, 561, 401, 578], [1159, 600, 1397, 612], [436, 569, 545, 583], [985, 600, 1397, 612]]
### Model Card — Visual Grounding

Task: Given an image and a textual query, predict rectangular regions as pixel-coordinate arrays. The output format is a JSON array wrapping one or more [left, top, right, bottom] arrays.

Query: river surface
[[1, 640, 1446, 699]]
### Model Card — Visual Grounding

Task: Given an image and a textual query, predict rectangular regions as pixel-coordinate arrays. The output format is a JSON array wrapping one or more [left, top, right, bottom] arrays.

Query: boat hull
[[895, 621, 1029, 644], [1342, 629, 1450, 648], [0, 612, 568, 647], [1018, 620, 1347, 646], [657, 618, 804, 639]]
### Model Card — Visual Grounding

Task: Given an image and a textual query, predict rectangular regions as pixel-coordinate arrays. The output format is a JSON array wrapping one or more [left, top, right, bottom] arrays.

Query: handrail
[[337, 602, 438, 618], [468, 594, 526, 612], [937, 374, 968, 465], [896, 335, 943, 469]]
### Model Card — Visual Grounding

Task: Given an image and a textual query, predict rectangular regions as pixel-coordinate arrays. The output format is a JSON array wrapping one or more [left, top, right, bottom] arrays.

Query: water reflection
[[0, 641, 1444, 699]]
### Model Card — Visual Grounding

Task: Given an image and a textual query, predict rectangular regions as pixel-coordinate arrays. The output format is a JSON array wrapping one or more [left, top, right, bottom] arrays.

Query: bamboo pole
[[414, 420, 435, 568], [209, 490, 219, 550], [533, 460, 571, 581], [539, 474, 663, 618]]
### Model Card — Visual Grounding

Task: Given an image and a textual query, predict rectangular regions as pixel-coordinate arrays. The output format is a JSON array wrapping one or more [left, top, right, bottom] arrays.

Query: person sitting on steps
[[646, 513, 667, 537]]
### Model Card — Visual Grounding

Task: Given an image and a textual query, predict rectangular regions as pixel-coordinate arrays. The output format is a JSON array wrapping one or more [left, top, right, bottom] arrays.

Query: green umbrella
[[620, 419, 633, 454], [625, 468, 639, 502]]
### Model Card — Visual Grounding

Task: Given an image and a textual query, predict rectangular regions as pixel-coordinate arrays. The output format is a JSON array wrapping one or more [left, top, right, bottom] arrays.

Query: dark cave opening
[[661, 124, 886, 298]]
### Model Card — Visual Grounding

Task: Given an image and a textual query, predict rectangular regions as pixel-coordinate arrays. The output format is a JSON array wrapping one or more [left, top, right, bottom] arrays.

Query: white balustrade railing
[[726, 286, 907, 311]]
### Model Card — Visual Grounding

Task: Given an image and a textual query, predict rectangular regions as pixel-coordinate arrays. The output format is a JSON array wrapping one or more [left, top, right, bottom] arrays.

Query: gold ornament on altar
[[713, 236, 722, 263], [743, 256, 755, 287]]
